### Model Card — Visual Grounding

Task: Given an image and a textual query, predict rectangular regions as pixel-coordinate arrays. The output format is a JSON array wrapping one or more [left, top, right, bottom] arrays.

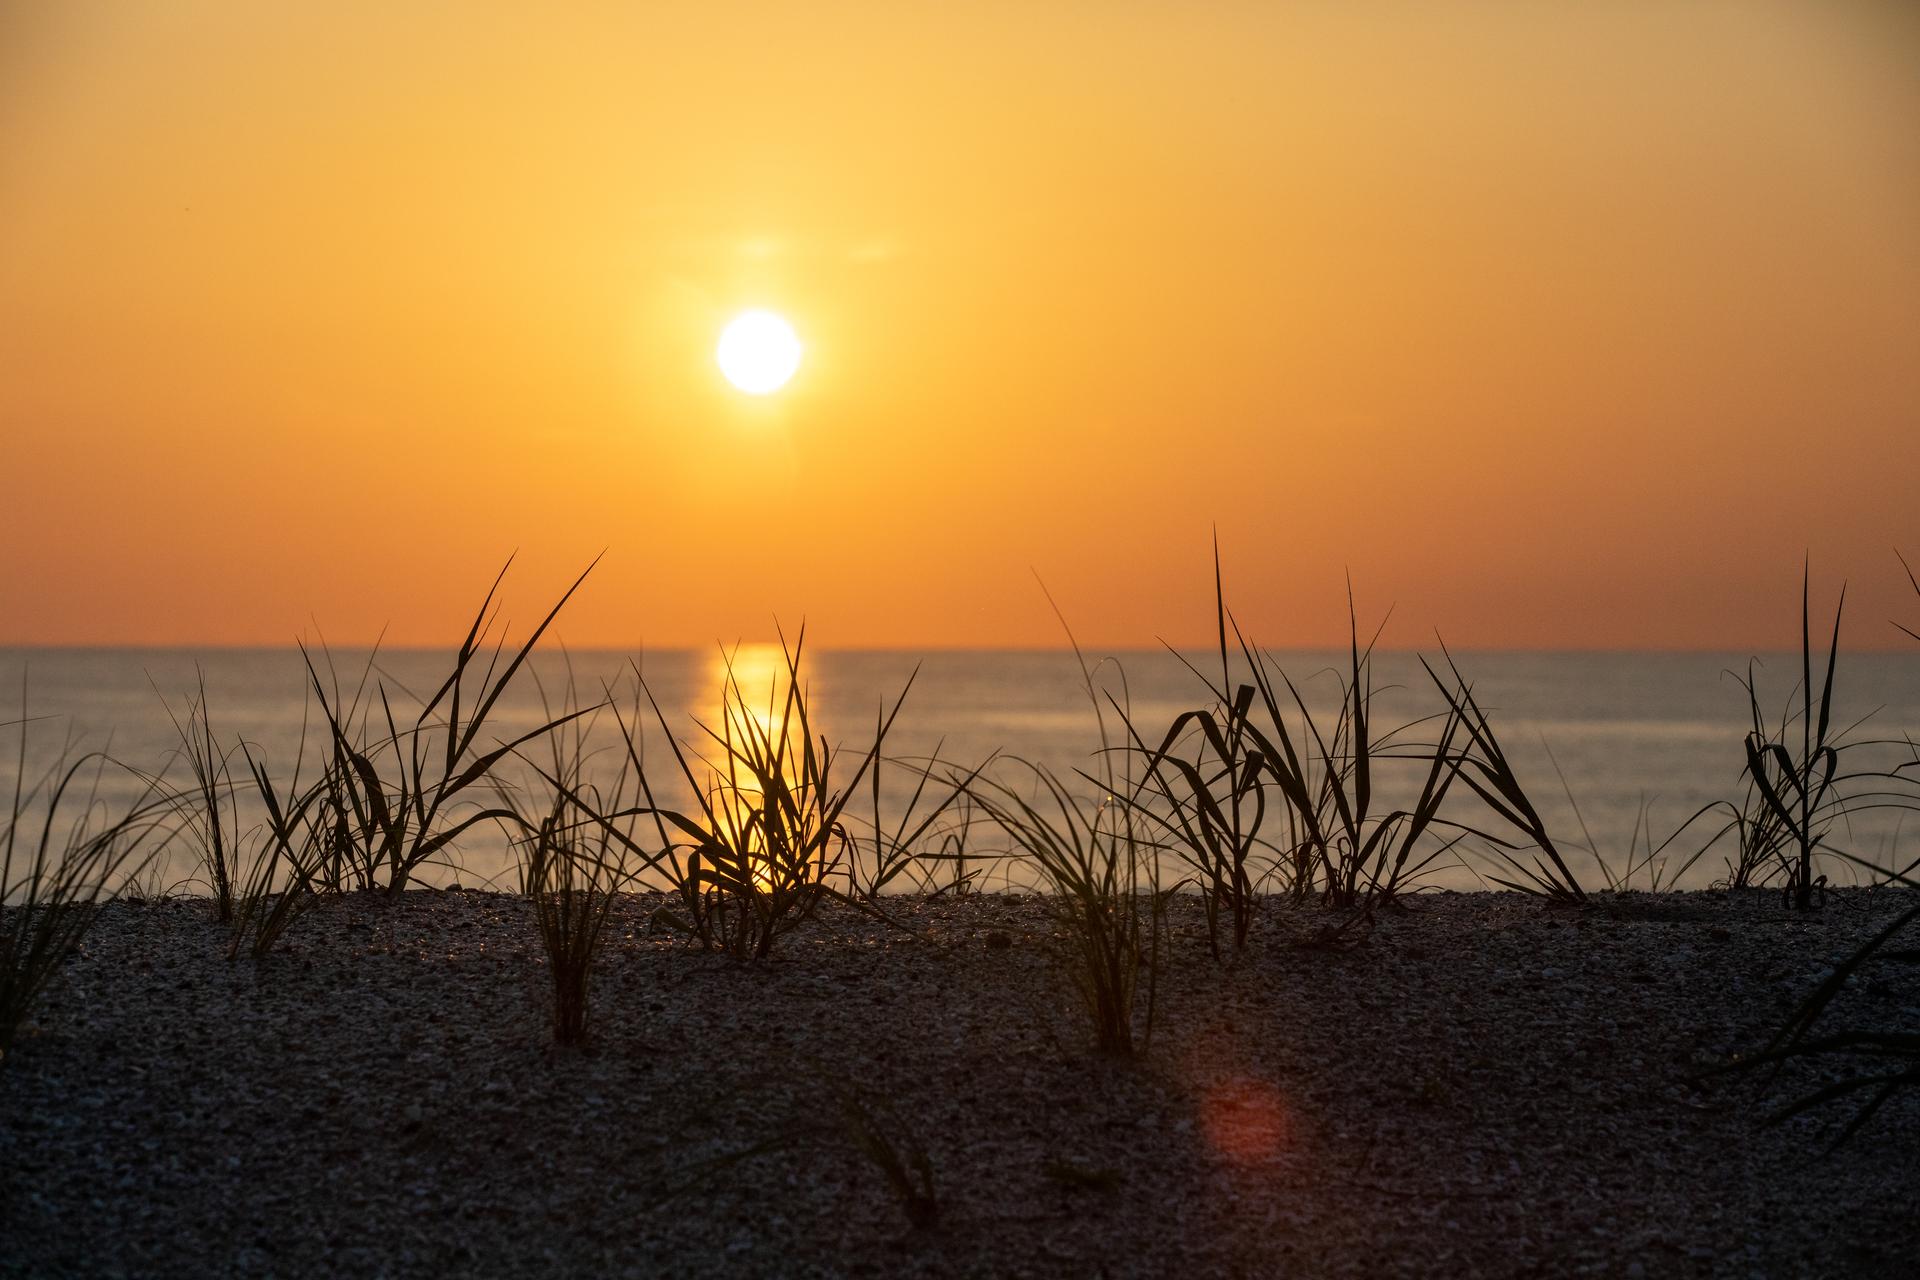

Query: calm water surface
[[3, 648, 1916, 893]]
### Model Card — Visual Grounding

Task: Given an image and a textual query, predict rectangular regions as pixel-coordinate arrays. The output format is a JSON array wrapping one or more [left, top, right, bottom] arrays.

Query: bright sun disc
[[716, 310, 802, 395]]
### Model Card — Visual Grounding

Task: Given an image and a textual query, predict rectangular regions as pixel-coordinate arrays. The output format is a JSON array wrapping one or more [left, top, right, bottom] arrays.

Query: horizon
[[4, 637, 1918, 657]]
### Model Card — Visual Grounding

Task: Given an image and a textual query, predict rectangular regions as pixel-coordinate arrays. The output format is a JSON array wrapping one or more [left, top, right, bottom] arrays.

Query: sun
[[716, 309, 802, 395]]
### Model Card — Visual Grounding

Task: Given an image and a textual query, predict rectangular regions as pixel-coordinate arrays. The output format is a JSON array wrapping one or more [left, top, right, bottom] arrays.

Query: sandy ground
[[2, 888, 1916, 1279]]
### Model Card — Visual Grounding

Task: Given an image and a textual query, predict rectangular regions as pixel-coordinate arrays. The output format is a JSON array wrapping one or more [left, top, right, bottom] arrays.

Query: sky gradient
[[3, 1, 1917, 650]]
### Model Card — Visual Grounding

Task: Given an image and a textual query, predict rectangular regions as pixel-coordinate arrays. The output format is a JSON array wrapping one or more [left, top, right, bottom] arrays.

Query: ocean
[[3, 646, 1916, 895]]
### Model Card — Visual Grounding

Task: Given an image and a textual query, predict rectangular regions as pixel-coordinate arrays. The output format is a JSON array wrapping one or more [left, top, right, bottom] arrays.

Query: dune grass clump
[[1705, 645, 1878, 898], [522, 796, 628, 1045], [2, 713, 169, 1063], [512, 675, 648, 1044], [844, 748, 986, 899], [1702, 566, 1916, 900], [1127, 555, 1530, 932], [290, 558, 596, 895], [1122, 552, 1269, 956], [970, 603, 1168, 1055], [150, 670, 327, 956], [1241, 599, 1467, 914], [1700, 657, 1823, 895], [634, 631, 908, 960], [1421, 651, 1592, 904], [945, 796, 990, 895], [225, 750, 327, 961], [225, 841, 317, 960], [1144, 568, 1467, 919], [1732, 559, 1920, 1139], [1553, 784, 1720, 895], [1737, 571, 1852, 909], [1130, 691, 1265, 956], [194, 561, 598, 956], [153, 670, 242, 921], [972, 765, 1167, 1054], [1423, 567, 1906, 904]]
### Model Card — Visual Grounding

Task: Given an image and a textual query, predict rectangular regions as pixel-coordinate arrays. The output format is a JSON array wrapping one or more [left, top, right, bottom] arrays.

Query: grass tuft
[[1231, 587, 1467, 913], [152, 668, 243, 921], [970, 583, 1168, 1055], [1741, 565, 1847, 910], [296, 557, 599, 895], [515, 668, 643, 1044], [1714, 557, 1920, 1141], [1125, 542, 1269, 955], [1424, 648, 1588, 904], [632, 629, 907, 960], [2, 699, 169, 1063]]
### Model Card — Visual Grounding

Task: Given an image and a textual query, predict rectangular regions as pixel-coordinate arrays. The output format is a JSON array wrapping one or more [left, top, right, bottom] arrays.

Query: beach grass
[[514, 669, 638, 1044], [633, 630, 910, 959], [153, 669, 241, 921], [969, 589, 1168, 1055], [971, 764, 1167, 1055], [1729, 559, 1920, 1136], [1, 709, 170, 1063], [296, 557, 598, 896], [1121, 546, 1269, 956], [1424, 649, 1591, 904]]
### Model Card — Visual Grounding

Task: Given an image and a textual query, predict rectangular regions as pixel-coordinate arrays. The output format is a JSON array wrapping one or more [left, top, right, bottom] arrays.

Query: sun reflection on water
[[696, 641, 827, 891], [705, 642, 793, 746]]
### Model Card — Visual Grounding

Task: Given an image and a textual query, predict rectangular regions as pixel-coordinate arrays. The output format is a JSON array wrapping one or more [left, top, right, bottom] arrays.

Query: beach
[[3, 889, 1914, 1278]]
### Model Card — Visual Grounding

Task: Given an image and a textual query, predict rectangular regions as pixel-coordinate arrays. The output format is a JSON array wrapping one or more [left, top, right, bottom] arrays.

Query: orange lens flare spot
[[1198, 1076, 1290, 1165]]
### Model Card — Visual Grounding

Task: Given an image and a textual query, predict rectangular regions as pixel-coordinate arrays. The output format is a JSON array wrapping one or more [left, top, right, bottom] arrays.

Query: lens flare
[[1199, 1076, 1291, 1165]]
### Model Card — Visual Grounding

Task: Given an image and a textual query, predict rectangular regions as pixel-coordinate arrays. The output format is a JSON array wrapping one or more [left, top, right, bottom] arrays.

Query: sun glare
[[716, 310, 802, 395]]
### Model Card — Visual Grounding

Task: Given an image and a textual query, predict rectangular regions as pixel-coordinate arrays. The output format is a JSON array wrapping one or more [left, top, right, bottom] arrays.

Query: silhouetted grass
[[846, 745, 988, 899], [297, 557, 598, 895], [1703, 658, 1873, 895], [1744, 568, 1847, 910], [514, 668, 643, 1044], [972, 764, 1167, 1054], [970, 589, 1168, 1055], [1733, 561, 1920, 1138], [1425, 649, 1589, 904], [1236, 593, 1468, 913], [1896, 549, 1920, 646], [2, 707, 169, 1063], [1124, 556, 1483, 929], [225, 836, 317, 961], [1901, 550, 1920, 810], [1125, 546, 1269, 956], [1703, 707, 1801, 893], [1537, 748, 1723, 893], [1708, 566, 1920, 902], [227, 733, 329, 960], [153, 669, 241, 921], [522, 798, 627, 1045], [926, 791, 986, 897], [636, 631, 908, 959]]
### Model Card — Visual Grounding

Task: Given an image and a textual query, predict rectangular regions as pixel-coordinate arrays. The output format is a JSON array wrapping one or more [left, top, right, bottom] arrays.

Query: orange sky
[[3, 1, 1916, 650]]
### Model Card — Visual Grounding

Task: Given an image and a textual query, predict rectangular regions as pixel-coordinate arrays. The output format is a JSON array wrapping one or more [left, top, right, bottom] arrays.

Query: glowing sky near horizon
[[1, 1, 1915, 650]]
